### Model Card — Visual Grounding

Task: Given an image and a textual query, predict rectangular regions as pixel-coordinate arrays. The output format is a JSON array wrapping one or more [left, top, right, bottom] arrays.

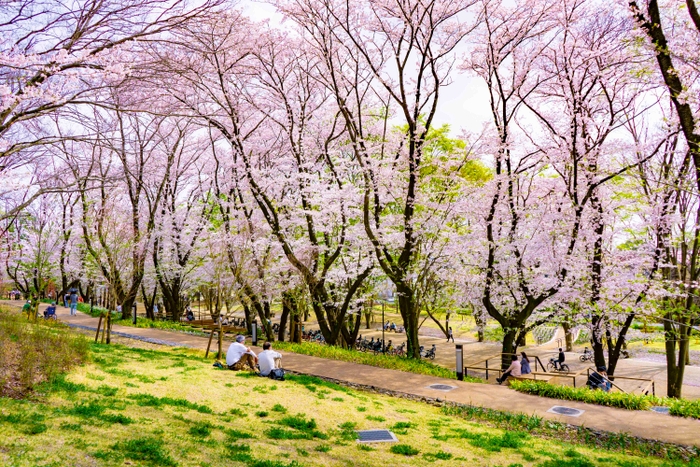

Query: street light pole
[[382, 301, 385, 354]]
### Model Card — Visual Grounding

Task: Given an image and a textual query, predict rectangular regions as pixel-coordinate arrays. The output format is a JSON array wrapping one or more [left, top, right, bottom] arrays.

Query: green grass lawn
[[0, 339, 697, 466]]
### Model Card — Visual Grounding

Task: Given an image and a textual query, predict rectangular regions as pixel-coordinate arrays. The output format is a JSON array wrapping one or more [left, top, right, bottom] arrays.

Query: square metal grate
[[428, 384, 457, 391], [356, 429, 398, 443], [546, 406, 584, 417]]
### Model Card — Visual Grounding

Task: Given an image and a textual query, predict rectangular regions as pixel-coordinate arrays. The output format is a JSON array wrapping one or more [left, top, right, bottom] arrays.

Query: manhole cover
[[356, 429, 398, 443], [547, 406, 584, 417], [428, 384, 457, 391], [651, 407, 670, 415]]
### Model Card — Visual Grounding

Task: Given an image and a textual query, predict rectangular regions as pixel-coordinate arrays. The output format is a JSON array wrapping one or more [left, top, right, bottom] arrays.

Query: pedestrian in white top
[[226, 335, 258, 371], [496, 355, 521, 385], [258, 341, 282, 377]]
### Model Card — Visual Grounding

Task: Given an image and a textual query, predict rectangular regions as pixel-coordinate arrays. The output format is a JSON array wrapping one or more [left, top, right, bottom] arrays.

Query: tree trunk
[[501, 329, 518, 370], [562, 321, 573, 352], [242, 302, 253, 334], [278, 297, 291, 342], [397, 284, 420, 358]]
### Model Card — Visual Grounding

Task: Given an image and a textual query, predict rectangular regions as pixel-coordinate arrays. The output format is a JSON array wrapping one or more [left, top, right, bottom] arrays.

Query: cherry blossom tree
[[278, 0, 482, 357]]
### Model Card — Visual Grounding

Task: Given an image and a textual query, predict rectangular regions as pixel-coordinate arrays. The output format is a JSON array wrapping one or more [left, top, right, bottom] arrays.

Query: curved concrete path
[[6, 301, 700, 449]]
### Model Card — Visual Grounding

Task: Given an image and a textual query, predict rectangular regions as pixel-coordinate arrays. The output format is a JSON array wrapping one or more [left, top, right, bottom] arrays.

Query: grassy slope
[[0, 342, 694, 467]]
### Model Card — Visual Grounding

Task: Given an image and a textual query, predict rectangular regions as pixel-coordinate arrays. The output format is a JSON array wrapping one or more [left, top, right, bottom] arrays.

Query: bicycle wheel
[[560, 364, 570, 375], [546, 362, 555, 373], [579, 355, 586, 362]]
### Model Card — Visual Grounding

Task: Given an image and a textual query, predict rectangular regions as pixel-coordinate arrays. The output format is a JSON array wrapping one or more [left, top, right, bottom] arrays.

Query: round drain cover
[[428, 384, 457, 391], [547, 406, 584, 417]]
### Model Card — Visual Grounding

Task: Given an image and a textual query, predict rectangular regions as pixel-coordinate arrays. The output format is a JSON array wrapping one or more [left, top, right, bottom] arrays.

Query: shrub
[[0, 308, 89, 397], [668, 399, 700, 419], [509, 380, 655, 411], [390, 444, 420, 456]]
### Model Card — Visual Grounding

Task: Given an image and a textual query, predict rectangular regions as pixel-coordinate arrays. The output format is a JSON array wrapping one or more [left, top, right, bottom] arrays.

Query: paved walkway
[[9, 302, 700, 449]]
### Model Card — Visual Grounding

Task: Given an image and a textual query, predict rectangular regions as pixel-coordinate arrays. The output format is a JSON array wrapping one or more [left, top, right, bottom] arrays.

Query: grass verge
[[510, 380, 700, 421], [275, 341, 483, 382], [509, 380, 656, 411]]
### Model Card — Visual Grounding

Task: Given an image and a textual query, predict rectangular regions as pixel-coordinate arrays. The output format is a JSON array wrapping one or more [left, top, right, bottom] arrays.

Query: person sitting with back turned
[[226, 335, 258, 371], [258, 341, 282, 377], [496, 355, 521, 385]]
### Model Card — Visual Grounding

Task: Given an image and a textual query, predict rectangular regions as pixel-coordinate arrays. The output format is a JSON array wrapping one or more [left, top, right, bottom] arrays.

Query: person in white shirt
[[226, 335, 258, 371], [496, 355, 521, 385], [258, 342, 282, 377]]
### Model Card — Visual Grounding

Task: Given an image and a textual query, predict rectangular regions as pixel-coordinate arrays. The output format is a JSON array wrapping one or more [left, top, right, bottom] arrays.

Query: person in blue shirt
[[69, 291, 78, 316], [44, 302, 57, 319], [520, 352, 531, 375]]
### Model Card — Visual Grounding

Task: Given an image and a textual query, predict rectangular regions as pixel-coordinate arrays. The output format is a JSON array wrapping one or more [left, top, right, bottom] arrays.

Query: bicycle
[[579, 347, 594, 362], [546, 358, 570, 374]]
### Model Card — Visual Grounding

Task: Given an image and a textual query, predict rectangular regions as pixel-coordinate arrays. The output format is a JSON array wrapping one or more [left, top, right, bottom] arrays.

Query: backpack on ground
[[268, 368, 285, 381]]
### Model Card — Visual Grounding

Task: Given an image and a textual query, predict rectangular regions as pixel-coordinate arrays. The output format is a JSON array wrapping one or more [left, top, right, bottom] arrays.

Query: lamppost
[[382, 300, 385, 353]]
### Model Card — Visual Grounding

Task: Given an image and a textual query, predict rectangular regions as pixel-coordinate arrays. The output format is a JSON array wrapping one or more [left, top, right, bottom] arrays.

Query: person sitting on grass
[[226, 335, 258, 371], [22, 300, 31, 314], [258, 341, 282, 377], [496, 355, 521, 385]]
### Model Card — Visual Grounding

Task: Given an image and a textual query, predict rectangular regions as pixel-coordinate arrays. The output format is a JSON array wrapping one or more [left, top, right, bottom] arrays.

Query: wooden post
[[217, 322, 223, 360], [106, 312, 112, 344], [95, 314, 103, 343], [101, 312, 107, 344], [205, 328, 215, 358]]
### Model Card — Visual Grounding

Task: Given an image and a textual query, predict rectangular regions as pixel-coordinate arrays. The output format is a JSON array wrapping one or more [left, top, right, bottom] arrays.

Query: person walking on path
[[447, 327, 454, 343], [226, 335, 258, 371], [69, 290, 78, 316], [520, 352, 531, 375], [496, 355, 521, 385]]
